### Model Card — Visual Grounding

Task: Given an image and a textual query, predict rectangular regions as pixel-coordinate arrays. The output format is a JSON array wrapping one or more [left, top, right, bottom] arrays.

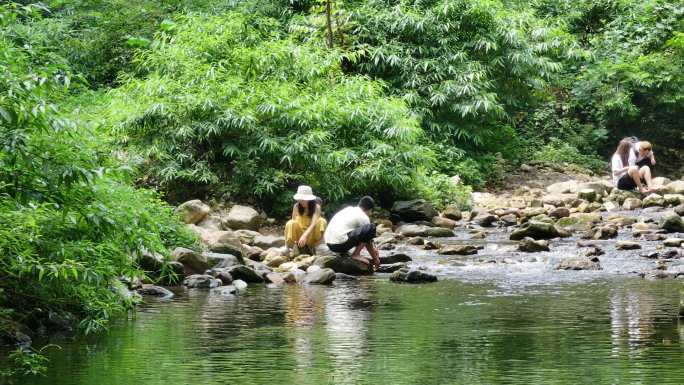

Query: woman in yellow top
[[284, 185, 327, 257]]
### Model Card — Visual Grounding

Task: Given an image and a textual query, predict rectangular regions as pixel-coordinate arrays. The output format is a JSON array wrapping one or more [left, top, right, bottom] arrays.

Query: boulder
[[137, 285, 174, 299], [438, 245, 479, 255], [212, 286, 238, 296], [196, 215, 222, 230], [176, 200, 210, 224], [665, 194, 684, 206], [395, 224, 452, 237], [243, 245, 264, 261], [518, 237, 549, 252], [622, 198, 643, 210], [223, 205, 262, 230], [303, 268, 336, 285], [432, 216, 458, 229], [608, 216, 637, 227], [391, 199, 438, 222], [283, 269, 306, 283], [470, 231, 487, 239], [579, 246, 605, 257], [663, 238, 684, 247], [549, 207, 570, 219], [442, 206, 462, 221], [265, 255, 287, 268], [389, 268, 438, 283], [555, 256, 602, 271], [203, 252, 242, 268], [676, 204, 684, 216], [314, 255, 373, 276], [510, 221, 562, 240], [423, 240, 441, 250], [215, 270, 233, 285], [233, 229, 261, 244], [233, 279, 248, 291], [616, 241, 641, 250], [589, 225, 618, 240], [407, 237, 425, 245], [546, 180, 578, 195], [474, 214, 498, 227], [376, 263, 408, 273], [500, 214, 518, 226], [604, 201, 619, 212], [227, 265, 264, 283], [577, 189, 598, 203], [652, 177, 672, 189], [183, 274, 222, 289], [207, 232, 245, 257], [664, 181, 684, 195], [265, 272, 285, 285], [661, 213, 684, 233], [379, 253, 412, 264], [643, 194, 665, 208], [138, 251, 165, 273], [252, 235, 285, 249], [578, 182, 609, 196], [172, 247, 208, 275], [556, 213, 602, 232]]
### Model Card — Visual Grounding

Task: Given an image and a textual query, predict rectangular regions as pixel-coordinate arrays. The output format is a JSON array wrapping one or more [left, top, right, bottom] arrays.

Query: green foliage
[[1, 346, 51, 377], [100, 11, 440, 214], [532, 139, 606, 173], [0, 1, 195, 361]]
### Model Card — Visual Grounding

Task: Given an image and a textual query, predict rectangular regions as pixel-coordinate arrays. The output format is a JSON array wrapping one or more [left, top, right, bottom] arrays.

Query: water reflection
[[14, 278, 684, 385]]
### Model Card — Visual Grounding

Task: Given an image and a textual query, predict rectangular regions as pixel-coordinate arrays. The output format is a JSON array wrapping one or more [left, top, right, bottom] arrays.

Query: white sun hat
[[293, 185, 317, 201]]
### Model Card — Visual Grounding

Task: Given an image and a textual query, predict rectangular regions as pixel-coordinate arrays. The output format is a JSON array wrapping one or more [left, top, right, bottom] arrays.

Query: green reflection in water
[[11, 278, 684, 385]]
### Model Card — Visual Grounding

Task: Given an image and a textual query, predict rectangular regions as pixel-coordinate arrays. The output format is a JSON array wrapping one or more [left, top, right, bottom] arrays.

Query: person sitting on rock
[[285, 185, 327, 257], [324, 196, 380, 268], [634, 140, 656, 170], [612, 138, 653, 193]]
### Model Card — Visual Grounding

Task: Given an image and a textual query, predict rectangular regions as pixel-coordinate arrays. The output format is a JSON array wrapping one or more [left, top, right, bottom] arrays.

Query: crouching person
[[285, 185, 327, 257], [324, 196, 380, 269]]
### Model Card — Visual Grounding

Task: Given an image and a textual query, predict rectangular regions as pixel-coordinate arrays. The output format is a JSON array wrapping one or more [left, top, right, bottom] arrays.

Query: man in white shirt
[[324, 196, 380, 268]]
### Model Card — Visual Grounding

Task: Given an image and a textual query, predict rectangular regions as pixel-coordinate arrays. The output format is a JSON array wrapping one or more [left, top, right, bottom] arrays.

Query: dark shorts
[[636, 157, 653, 170], [617, 173, 637, 190], [327, 224, 376, 253]]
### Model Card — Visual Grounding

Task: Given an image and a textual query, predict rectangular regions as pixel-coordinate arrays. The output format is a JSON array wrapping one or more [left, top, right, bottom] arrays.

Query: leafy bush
[[0, 2, 195, 354], [532, 139, 607, 173], [99, 12, 441, 215]]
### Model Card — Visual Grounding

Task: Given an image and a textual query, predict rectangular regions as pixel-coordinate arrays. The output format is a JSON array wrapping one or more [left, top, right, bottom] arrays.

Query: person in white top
[[611, 138, 653, 193], [324, 196, 380, 268]]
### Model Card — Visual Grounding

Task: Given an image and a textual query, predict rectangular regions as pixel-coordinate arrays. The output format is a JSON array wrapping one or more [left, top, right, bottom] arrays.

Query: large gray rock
[[303, 268, 336, 285], [577, 189, 598, 203], [664, 181, 684, 195], [676, 204, 684, 216], [555, 256, 602, 271], [442, 206, 462, 221], [546, 181, 578, 195], [196, 215, 222, 230], [474, 214, 498, 227], [396, 224, 453, 237], [376, 263, 408, 273], [172, 247, 208, 275], [549, 207, 570, 219], [223, 205, 262, 230], [137, 285, 174, 299], [622, 197, 642, 210], [438, 245, 479, 255], [314, 255, 373, 276], [556, 213, 602, 232], [663, 238, 684, 247], [615, 241, 641, 250], [176, 200, 210, 224], [391, 199, 438, 222], [578, 182, 610, 196], [379, 253, 412, 264], [510, 221, 562, 240], [432, 216, 458, 229], [138, 250, 165, 272], [227, 265, 264, 283], [183, 274, 222, 288], [390, 268, 438, 283], [518, 237, 549, 252], [588, 225, 618, 240], [207, 231, 246, 257], [643, 194, 665, 208], [203, 252, 242, 268], [661, 213, 684, 233], [252, 235, 285, 249]]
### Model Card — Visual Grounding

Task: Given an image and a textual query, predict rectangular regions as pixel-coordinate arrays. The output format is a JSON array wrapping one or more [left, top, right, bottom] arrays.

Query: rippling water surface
[[18, 277, 684, 385]]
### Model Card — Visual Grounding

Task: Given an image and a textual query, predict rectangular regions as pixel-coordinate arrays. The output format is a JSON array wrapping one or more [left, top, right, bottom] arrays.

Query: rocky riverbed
[[129, 176, 684, 309]]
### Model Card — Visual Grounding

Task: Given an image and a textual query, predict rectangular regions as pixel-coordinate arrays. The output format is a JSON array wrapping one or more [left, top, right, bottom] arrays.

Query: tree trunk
[[325, 0, 334, 48]]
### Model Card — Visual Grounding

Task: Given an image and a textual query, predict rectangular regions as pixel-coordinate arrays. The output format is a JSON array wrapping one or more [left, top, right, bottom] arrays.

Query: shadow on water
[[13, 274, 684, 385]]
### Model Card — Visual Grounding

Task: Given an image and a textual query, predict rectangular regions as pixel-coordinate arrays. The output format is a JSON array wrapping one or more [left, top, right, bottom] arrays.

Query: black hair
[[297, 199, 317, 217], [358, 196, 375, 211]]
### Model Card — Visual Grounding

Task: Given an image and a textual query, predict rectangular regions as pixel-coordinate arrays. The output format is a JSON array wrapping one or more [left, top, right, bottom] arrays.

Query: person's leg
[[627, 166, 645, 193], [350, 242, 370, 265], [639, 165, 653, 190], [284, 220, 302, 248], [306, 217, 327, 248]]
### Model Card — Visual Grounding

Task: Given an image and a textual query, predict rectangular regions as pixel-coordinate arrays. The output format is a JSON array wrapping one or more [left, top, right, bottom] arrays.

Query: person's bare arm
[[651, 152, 656, 165], [302, 204, 321, 238]]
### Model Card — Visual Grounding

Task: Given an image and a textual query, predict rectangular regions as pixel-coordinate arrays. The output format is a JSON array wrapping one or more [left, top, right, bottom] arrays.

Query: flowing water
[[11, 222, 684, 385]]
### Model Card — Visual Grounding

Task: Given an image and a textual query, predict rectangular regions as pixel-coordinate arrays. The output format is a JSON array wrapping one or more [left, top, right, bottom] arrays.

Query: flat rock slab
[[555, 257, 602, 271], [438, 245, 480, 255], [390, 268, 438, 283], [616, 241, 642, 250], [379, 253, 412, 264], [314, 255, 373, 276]]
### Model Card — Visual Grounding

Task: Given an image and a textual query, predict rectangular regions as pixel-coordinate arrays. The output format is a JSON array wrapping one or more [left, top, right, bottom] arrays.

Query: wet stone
[[438, 245, 480, 255], [615, 241, 641, 250], [389, 268, 438, 284]]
